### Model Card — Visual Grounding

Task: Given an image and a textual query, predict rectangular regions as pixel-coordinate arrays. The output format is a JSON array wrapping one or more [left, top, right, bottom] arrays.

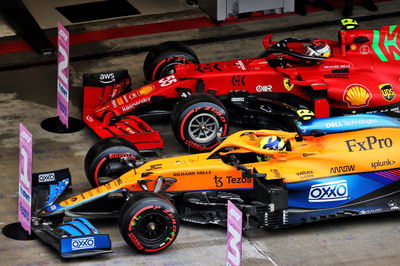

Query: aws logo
[[99, 73, 115, 84], [345, 136, 393, 152]]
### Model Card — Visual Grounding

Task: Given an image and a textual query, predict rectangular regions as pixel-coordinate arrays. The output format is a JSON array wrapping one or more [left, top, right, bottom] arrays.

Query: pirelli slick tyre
[[119, 193, 179, 254], [171, 93, 229, 153], [143, 41, 200, 82], [84, 137, 142, 188]]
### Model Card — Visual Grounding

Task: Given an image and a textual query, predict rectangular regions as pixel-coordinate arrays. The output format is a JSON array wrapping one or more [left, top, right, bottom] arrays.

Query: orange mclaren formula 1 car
[[32, 114, 400, 257]]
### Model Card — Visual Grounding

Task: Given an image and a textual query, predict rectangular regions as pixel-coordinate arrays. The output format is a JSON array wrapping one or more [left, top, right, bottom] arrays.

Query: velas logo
[[283, 78, 294, 91], [379, 83, 396, 102], [343, 84, 372, 108], [372, 25, 400, 62], [308, 180, 348, 202], [71, 237, 95, 250], [138, 85, 155, 96]]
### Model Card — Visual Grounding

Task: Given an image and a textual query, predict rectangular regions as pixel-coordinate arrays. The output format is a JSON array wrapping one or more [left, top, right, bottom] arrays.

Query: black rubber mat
[[56, 0, 140, 23]]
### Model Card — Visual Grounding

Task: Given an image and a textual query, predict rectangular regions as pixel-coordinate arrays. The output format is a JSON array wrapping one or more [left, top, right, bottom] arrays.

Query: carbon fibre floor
[[1, 1, 400, 265]]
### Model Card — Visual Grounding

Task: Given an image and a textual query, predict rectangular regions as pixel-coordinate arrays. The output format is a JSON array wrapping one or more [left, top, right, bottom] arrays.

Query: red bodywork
[[83, 25, 400, 151]]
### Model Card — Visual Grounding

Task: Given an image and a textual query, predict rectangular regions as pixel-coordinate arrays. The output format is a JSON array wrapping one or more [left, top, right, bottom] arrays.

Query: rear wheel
[[171, 93, 229, 153], [84, 137, 143, 187], [143, 41, 199, 82], [119, 193, 179, 253]]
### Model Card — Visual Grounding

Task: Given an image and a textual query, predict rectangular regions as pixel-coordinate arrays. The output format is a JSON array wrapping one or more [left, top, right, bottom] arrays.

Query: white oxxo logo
[[308, 180, 348, 202], [38, 173, 55, 183], [256, 85, 272, 92], [71, 237, 95, 250]]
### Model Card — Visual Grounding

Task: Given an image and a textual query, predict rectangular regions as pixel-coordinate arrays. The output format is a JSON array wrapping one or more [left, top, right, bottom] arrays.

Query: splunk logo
[[71, 237, 95, 250], [308, 180, 348, 202]]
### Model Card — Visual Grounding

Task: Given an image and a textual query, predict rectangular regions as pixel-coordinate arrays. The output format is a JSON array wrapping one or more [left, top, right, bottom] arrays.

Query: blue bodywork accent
[[299, 114, 400, 135], [59, 224, 83, 236], [58, 218, 111, 255], [74, 217, 100, 234], [286, 171, 398, 209], [46, 178, 70, 207], [58, 218, 99, 236]]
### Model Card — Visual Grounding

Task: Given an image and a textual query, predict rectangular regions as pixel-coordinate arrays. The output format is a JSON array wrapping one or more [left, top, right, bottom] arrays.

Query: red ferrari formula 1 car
[[83, 19, 400, 153]]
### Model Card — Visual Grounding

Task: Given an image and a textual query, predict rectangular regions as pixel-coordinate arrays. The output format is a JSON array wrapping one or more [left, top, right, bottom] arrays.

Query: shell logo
[[138, 85, 155, 96], [343, 84, 372, 108]]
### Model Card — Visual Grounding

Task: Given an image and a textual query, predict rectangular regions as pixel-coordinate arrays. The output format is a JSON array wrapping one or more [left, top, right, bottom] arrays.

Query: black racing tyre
[[171, 93, 229, 153], [119, 193, 179, 254], [143, 41, 200, 82], [84, 137, 142, 188]]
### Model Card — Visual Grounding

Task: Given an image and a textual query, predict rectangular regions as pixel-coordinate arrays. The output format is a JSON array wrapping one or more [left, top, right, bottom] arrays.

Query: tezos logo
[[345, 136, 393, 152], [99, 73, 115, 84], [71, 237, 95, 250], [38, 173, 55, 183], [256, 85, 272, 92], [308, 180, 348, 202]]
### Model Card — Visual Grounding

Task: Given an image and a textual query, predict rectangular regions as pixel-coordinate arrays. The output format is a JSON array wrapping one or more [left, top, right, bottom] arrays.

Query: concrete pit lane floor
[[1, 4, 400, 265]]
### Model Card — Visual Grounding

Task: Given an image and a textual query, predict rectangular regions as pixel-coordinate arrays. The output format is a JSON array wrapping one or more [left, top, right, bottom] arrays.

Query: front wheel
[[171, 93, 229, 153], [119, 193, 179, 253], [84, 137, 143, 188], [143, 41, 199, 82]]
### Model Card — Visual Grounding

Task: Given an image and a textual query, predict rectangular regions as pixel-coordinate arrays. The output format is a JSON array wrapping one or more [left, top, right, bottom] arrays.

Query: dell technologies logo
[[308, 180, 348, 202], [71, 237, 95, 250], [38, 173, 55, 183]]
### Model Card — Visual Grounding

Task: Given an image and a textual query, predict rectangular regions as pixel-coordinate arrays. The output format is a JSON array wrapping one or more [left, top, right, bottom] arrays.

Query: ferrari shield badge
[[379, 83, 396, 102], [283, 78, 294, 91]]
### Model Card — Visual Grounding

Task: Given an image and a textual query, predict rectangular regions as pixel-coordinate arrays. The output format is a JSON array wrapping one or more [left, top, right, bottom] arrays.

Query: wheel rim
[[137, 213, 168, 243], [188, 113, 219, 144]]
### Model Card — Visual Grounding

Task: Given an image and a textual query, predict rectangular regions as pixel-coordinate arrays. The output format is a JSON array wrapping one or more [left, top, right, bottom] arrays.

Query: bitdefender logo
[[71, 237, 95, 250], [308, 180, 348, 202]]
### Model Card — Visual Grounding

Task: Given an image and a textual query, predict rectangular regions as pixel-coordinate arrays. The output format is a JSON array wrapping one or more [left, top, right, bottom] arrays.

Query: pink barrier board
[[18, 124, 32, 234], [57, 22, 70, 128], [226, 200, 242, 266]]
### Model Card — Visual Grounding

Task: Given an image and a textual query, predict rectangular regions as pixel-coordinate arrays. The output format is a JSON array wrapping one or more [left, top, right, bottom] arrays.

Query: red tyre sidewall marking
[[128, 205, 154, 231], [94, 157, 107, 187], [151, 59, 167, 81], [179, 109, 195, 140]]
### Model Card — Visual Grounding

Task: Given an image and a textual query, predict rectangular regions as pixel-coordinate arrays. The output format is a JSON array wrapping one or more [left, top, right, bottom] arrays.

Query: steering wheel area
[[257, 37, 328, 62]]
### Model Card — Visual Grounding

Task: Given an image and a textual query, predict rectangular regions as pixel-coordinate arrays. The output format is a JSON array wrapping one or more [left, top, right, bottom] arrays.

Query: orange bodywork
[[59, 124, 399, 209]]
